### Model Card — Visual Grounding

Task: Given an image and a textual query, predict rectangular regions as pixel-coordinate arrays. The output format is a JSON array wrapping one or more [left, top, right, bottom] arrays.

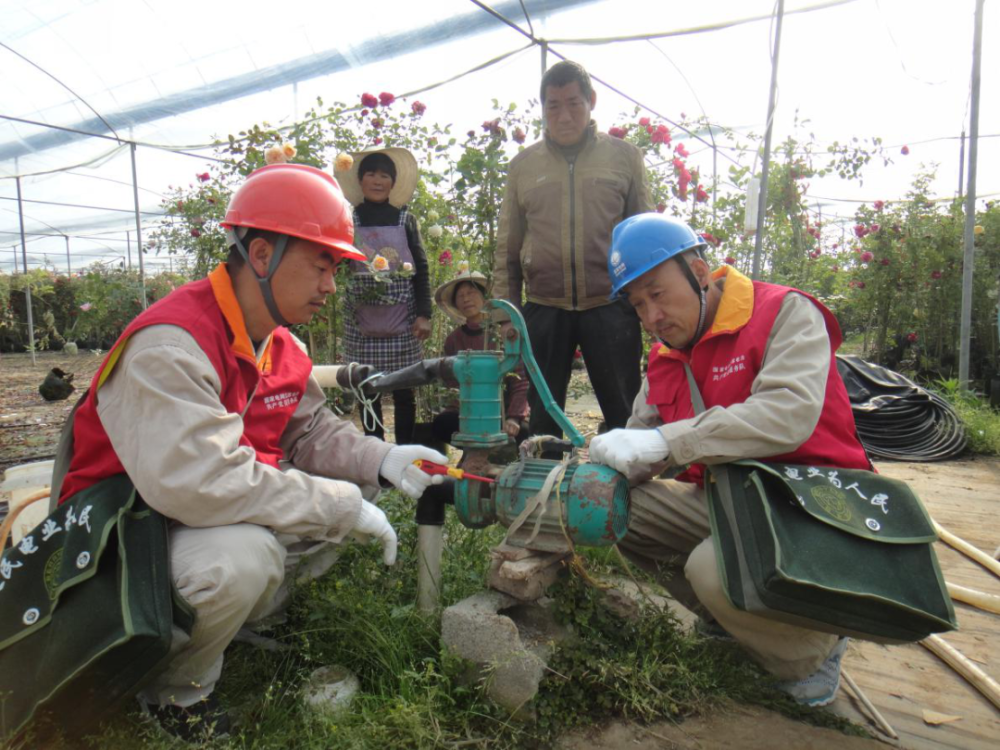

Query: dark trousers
[[364, 388, 416, 444], [523, 300, 642, 439]]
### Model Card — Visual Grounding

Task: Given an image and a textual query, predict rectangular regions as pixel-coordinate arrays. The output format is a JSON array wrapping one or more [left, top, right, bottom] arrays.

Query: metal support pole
[[126, 231, 132, 270], [958, 129, 966, 199], [15, 177, 36, 365], [130, 142, 148, 309], [65, 235, 71, 275], [751, 0, 785, 281], [540, 39, 548, 74], [959, 0, 985, 389]]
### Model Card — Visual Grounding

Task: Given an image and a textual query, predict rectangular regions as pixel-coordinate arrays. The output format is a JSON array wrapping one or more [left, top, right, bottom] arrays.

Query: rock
[[441, 590, 570, 717], [39, 368, 75, 402]]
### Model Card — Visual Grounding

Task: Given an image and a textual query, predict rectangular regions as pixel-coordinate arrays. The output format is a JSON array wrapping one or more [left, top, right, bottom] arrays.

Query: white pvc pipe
[[416, 524, 444, 614], [312, 365, 346, 389]]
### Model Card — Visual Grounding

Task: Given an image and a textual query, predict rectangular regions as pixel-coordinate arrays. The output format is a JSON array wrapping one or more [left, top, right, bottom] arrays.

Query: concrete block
[[441, 591, 570, 717]]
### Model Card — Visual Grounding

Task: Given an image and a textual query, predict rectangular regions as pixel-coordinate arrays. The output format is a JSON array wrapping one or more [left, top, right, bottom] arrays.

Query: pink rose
[[411, 100, 426, 115], [674, 143, 689, 158], [513, 127, 526, 144], [361, 93, 378, 108], [196, 172, 210, 183], [439, 250, 453, 266], [931, 270, 943, 279], [860, 251, 874, 263], [639, 117, 650, 127], [656, 203, 666, 213], [854, 224, 868, 238], [378, 92, 395, 107], [873, 200, 885, 211], [80, 302, 93, 312], [695, 185, 709, 203], [900, 145, 910, 155], [880, 258, 890, 266]]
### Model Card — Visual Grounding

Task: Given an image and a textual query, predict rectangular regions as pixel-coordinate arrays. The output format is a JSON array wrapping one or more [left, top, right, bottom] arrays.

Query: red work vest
[[646, 275, 870, 487], [59, 265, 313, 503]]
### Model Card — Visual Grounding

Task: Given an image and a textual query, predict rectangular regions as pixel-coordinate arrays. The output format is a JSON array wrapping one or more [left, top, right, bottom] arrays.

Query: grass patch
[[934, 380, 1000, 456], [63, 492, 865, 749]]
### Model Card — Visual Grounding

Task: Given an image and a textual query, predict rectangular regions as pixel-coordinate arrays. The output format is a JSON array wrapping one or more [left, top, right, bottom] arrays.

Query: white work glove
[[589, 428, 670, 477], [353, 500, 398, 565], [379, 445, 449, 500]]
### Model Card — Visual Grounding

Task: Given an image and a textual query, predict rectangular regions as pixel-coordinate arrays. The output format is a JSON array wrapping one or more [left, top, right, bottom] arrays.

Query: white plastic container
[[1, 460, 54, 545], [301, 665, 360, 715]]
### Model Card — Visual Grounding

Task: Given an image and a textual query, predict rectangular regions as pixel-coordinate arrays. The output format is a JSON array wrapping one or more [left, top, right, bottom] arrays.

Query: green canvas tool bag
[[683, 365, 957, 644], [0, 474, 194, 743]]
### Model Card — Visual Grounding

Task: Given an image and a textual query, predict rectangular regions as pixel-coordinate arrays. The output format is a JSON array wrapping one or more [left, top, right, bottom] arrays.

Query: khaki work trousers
[[619, 477, 838, 681], [138, 524, 340, 708]]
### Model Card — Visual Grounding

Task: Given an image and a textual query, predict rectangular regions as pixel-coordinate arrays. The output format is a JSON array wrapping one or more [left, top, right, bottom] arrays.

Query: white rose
[[427, 225, 444, 239], [427, 210, 440, 223]]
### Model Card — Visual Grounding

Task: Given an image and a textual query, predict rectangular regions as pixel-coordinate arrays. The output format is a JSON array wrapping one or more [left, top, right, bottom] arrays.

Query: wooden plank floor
[[829, 457, 1000, 748]]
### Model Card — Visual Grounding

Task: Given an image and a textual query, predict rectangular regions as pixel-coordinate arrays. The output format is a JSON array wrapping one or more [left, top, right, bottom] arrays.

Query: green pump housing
[[449, 300, 630, 551]]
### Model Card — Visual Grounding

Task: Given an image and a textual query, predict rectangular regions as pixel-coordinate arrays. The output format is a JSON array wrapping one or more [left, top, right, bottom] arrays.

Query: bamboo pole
[[841, 668, 898, 740], [934, 520, 1000, 579], [948, 582, 1000, 615], [921, 635, 1000, 711]]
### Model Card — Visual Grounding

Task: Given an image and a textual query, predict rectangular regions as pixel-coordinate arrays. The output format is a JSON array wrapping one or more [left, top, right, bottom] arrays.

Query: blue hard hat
[[608, 213, 707, 299]]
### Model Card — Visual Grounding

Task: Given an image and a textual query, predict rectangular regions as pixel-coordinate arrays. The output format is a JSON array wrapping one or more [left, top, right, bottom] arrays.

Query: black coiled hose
[[837, 355, 967, 461]]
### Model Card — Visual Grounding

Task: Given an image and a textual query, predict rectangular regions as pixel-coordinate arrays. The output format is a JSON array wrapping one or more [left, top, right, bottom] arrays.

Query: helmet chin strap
[[233, 232, 291, 328], [660, 254, 708, 350]]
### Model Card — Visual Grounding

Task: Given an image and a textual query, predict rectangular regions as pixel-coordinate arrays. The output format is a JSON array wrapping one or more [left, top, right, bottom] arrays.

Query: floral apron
[[342, 208, 423, 373]]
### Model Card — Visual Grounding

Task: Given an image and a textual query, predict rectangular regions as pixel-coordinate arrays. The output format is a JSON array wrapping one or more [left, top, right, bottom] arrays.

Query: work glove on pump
[[379, 445, 449, 499], [353, 500, 398, 565], [589, 428, 670, 478]]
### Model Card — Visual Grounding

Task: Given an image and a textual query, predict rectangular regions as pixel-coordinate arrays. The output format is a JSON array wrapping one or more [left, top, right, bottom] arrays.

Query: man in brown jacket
[[494, 60, 652, 440]]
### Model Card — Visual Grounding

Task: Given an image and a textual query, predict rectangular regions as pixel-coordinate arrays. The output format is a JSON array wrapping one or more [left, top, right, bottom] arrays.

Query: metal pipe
[[65, 236, 71, 275], [959, 0, 984, 389], [958, 129, 966, 199], [751, 0, 785, 280], [15, 177, 36, 365], [131, 142, 148, 309]]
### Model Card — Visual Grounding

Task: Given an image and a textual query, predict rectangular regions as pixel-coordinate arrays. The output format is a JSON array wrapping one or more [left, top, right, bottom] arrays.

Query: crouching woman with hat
[[335, 148, 432, 444], [430, 270, 529, 447]]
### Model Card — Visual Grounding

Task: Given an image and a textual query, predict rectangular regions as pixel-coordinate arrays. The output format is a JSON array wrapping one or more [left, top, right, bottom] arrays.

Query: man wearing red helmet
[[56, 164, 447, 741]]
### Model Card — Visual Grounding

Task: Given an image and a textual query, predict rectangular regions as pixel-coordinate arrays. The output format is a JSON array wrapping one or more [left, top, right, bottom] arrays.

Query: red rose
[[361, 93, 378, 108], [196, 172, 210, 183], [854, 224, 868, 238], [900, 145, 910, 155], [674, 143, 689, 158], [724, 256, 737, 266], [906, 333, 918, 343], [873, 200, 885, 211], [672, 157, 685, 172], [574, 349, 583, 359], [651, 130, 665, 145], [439, 250, 453, 266], [373, 136, 382, 145], [639, 117, 650, 127], [513, 127, 526, 144], [931, 270, 943, 279], [378, 92, 395, 107], [411, 100, 426, 115], [646, 125, 654, 135], [870, 224, 880, 234], [176, 200, 184, 211], [695, 185, 709, 203], [880, 258, 890, 266], [860, 251, 874, 262], [361, 108, 369, 117], [656, 203, 666, 213], [206, 197, 216, 205], [190, 228, 201, 238], [467, 130, 475, 138], [609, 126, 627, 139], [701, 232, 720, 246]]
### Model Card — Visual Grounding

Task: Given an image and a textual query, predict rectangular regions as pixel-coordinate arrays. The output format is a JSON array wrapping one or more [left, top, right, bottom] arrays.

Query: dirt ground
[[3, 352, 998, 749]]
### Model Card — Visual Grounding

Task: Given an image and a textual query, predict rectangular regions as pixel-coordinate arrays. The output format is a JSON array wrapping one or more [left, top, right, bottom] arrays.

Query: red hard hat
[[221, 163, 366, 262]]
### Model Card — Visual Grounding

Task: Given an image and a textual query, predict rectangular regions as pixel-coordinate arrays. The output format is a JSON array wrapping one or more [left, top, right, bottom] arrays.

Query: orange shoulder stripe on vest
[[208, 263, 274, 373]]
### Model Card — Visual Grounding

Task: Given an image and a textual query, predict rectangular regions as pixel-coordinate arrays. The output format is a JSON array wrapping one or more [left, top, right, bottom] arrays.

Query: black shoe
[[147, 694, 231, 743]]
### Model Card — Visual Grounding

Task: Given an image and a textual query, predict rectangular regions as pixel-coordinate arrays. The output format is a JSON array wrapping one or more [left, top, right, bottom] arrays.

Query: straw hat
[[334, 146, 418, 208], [434, 271, 491, 323]]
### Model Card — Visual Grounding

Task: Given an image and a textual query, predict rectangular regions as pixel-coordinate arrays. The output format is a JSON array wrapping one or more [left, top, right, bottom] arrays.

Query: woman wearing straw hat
[[430, 270, 529, 447], [336, 147, 432, 444]]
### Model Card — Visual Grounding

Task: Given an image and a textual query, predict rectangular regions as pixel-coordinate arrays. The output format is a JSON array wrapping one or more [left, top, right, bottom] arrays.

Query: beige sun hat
[[334, 146, 418, 208], [434, 271, 491, 323]]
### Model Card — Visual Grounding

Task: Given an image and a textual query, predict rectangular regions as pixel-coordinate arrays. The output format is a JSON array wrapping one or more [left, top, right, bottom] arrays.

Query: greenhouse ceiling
[[0, 0, 995, 273]]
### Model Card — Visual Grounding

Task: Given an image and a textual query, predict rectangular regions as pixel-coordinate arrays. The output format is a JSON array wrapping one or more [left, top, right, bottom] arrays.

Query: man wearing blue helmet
[[589, 213, 871, 707]]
